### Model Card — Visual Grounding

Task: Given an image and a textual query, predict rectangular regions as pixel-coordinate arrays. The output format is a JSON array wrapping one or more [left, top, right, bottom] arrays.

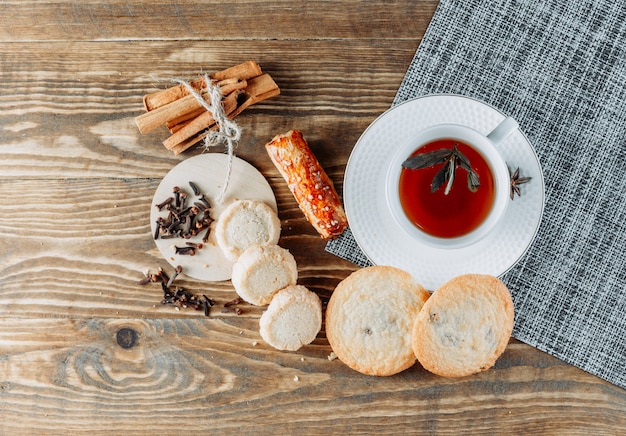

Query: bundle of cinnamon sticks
[[135, 61, 280, 155]]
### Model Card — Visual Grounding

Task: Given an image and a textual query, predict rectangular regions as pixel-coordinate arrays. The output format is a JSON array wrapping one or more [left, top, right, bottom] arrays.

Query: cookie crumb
[[300, 357, 305, 362], [327, 351, 337, 361], [293, 375, 299, 382], [252, 341, 258, 347]]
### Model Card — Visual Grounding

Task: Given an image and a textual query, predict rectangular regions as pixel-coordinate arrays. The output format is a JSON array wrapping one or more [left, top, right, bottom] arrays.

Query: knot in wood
[[116, 327, 138, 349]]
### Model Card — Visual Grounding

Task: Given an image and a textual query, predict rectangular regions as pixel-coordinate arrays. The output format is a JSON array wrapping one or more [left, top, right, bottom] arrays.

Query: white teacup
[[386, 117, 518, 249]]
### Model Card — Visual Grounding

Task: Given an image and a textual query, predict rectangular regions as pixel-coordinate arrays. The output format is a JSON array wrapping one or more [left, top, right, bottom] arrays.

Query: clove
[[179, 191, 188, 210], [156, 197, 173, 211], [173, 186, 181, 209], [174, 245, 196, 256], [189, 181, 201, 196], [138, 275, 153, 285], [156, 267, 170, 285], [198, 194, 211, 209], [202, 295, 215, 317], [182, 215, 194, 238], [224, 297, 242, 307], [154, 219, 162, 240], [166, 265, 183, 288]]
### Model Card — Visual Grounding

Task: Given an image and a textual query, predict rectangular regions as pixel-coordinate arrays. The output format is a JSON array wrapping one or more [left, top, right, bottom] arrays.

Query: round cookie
[[259, 285, 322, 351], [215, 199, 281, 261], [325, 266, 430, 376], [411, 274, 514, 378], [232, 244, 298, 306]]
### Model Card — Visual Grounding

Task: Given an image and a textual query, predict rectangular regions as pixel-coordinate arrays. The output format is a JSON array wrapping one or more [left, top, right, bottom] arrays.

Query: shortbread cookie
[[215, 199, 281, 261], [412, 274, 514, 378], [231, 244, 298, 306], [259, 285, 322, 351], [325, 266, 430, 376]]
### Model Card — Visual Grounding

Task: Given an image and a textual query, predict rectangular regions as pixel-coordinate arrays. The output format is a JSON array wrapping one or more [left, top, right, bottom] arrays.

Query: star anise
[[509, 166, 531, 200], [402, 144, 480, 195]]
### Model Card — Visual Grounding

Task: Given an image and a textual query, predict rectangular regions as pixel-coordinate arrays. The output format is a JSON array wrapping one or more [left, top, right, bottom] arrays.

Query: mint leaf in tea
[[402, 143, 480, 194]]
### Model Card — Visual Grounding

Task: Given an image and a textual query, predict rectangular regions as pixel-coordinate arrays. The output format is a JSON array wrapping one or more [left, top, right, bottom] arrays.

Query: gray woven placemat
[[326, 0, 626, 388]]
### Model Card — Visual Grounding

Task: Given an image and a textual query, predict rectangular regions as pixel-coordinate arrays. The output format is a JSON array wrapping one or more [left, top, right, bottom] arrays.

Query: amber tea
[[399, 139, 495, 238]]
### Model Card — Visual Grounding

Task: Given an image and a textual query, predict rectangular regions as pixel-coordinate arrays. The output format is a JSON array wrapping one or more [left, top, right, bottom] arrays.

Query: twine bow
[[176, 74, 241, 204]]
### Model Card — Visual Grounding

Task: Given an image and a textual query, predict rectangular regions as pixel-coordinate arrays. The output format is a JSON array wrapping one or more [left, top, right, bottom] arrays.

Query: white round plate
[[344, 94, 544, 290], [150, 153, 277, 282]]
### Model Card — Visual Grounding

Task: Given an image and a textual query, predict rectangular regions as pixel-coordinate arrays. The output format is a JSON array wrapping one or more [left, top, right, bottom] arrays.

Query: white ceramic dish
[[343, 94, 545, 290]]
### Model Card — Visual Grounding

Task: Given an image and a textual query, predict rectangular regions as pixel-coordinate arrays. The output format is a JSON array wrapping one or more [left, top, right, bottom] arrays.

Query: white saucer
[[150, 154, 277, 282], [344, 94, 545, 290]]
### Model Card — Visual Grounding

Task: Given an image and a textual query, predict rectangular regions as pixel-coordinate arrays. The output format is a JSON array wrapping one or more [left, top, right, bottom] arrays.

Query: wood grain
[[1, 318, 623, 434], [1, 1, 625, 434], [0, 1, 439, 41]]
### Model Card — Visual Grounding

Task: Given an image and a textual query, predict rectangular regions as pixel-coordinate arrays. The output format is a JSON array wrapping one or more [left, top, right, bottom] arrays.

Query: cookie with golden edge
[[325, 266, 430, 376], [259, 285, 322, 351], [412, 274, 514, 377], [231, 244, 298, 306], [214, 199, 281, 261]]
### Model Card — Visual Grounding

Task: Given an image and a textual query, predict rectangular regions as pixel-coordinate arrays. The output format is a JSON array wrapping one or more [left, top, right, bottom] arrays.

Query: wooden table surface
[[1, 1, 625, 434]]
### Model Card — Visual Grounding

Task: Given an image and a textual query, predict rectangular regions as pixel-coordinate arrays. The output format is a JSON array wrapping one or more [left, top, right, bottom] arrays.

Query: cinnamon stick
[[142, 61, 261, 111], [229, 74, 280, 119], [211, 60, 262, 82], [143, 77, 204, 112], [166, 107, 206, 132], [170, 129, 215, 156], [218, 78, 248, 97], [136, 93, 204, 134]]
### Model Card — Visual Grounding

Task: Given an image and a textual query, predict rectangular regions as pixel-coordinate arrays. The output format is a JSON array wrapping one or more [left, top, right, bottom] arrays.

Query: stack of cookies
[[215, 199, 322, 352]]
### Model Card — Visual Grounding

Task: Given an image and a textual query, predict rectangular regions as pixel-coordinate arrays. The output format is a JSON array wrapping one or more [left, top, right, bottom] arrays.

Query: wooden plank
[[0, 318, 624, 434], [0, 1, 439, 41]]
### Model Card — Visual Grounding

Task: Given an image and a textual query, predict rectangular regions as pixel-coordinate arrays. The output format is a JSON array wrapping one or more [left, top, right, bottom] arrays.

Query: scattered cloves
[[138, 266, 220, 318], [154, 182, 213, 246]]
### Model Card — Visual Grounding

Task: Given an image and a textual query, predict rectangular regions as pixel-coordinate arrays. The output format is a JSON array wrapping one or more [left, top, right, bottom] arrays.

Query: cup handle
[[487, 116, 519, 146]]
